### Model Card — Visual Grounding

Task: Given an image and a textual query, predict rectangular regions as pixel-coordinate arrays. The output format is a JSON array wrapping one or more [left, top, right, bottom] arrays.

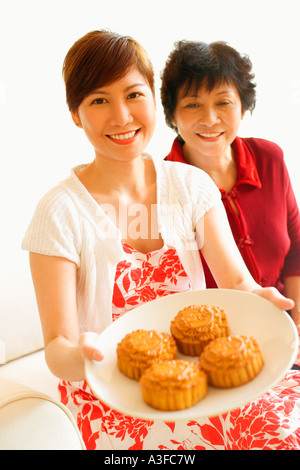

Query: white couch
[[0, 260, 85, 450]]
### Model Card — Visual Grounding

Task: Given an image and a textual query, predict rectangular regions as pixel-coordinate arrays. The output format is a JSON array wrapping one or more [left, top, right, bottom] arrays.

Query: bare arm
[[284, 276, 300, 366], [29, 252, 102, 381], [200, 202, 295, 311], [284, 276, 300, 325]]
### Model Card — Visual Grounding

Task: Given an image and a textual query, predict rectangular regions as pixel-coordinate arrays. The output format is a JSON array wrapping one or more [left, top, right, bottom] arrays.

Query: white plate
[[85, 289, 298, 421]]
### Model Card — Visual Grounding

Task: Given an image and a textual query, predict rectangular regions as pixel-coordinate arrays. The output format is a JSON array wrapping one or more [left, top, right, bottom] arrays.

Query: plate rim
[[84, 288, 298, 420]]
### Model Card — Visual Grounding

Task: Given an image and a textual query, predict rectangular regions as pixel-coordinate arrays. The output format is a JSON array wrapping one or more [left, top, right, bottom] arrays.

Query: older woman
[[22, 31, 298, 450], [161, 40, 300, 331]]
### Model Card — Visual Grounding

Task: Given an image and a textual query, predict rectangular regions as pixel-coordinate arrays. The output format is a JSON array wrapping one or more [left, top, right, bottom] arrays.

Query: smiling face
[[173, 81, 244, 163], [72, 67, 156, 163]]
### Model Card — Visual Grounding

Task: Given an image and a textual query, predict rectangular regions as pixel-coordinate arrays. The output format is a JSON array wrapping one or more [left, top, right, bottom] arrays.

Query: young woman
[[22, 31, 299, 450]]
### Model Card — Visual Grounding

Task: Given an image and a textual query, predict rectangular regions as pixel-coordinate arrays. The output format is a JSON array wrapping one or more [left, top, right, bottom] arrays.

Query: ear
[[71, 110, 82, 128], [171, 118, 177, 129]]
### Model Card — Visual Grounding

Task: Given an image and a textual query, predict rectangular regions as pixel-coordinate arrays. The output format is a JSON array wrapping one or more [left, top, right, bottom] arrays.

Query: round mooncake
[[170, 304, 230, 356], [140, 359, 207, 411], [199, 335, 264, 388], [117, 329, 177, 380]]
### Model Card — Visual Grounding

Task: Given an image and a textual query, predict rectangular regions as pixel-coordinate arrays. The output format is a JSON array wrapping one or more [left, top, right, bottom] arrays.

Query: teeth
[[110, 130, 137, 140], [198, 132, 222, 138]]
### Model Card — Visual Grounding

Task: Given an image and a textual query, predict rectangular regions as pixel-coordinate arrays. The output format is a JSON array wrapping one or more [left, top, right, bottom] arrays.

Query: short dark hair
[[160, 40, 256, 131], [63, 30, 155, 112]]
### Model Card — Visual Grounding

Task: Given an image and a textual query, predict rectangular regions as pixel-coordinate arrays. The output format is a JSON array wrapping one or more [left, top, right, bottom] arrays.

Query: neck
[[78, 154, 155, 199], [183, 144, 236, 191]]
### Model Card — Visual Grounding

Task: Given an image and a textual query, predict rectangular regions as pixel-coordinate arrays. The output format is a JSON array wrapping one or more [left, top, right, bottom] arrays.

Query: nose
[[110, 101, 133, 127], [198, 106, 220, 127]]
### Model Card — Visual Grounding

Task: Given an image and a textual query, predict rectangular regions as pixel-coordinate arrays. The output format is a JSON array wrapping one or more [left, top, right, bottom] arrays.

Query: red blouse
[[165, 136, 300, 292]]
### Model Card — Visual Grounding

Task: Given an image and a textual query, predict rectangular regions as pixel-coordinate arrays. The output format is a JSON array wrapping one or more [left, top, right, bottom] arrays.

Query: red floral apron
[[59, 243, 300, 450]]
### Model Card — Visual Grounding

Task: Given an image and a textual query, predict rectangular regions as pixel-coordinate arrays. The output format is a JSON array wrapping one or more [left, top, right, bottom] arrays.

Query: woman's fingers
[[79, 332, 103, 361], [252, 287, 295, 311]]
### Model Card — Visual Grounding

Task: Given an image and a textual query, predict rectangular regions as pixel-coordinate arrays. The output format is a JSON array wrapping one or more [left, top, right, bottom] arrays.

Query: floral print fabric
[[58, 243, 300, 450], [111, 243, 192, 319], [59, 371, 300, 450]]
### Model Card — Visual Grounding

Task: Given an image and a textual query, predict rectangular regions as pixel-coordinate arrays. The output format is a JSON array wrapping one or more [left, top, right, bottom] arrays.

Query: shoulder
[[158, 158, 214, 185], [26, 172, 87, 239], [155, 158, 220, 207], [145, 152, 215, 185], [241, 137, 284, 165], [238, 137, 293, 193], [22, 175, 83, 264], [34, 179, 80, 220]]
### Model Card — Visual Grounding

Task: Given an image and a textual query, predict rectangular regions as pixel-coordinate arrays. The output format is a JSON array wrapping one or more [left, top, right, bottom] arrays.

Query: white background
[[0, 0, 299, 339]]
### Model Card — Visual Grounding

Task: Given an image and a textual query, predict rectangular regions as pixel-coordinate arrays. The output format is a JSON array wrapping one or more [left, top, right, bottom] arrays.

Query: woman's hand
[[296, 325, 300, 367], [79, 332, 103, 362], [252, 286, 295, 312], [252, 287, 300, 367], [294, 325, 300, 367]]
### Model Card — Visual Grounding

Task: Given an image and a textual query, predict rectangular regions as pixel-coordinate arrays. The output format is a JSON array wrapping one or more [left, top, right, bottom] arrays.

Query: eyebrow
[[184, 88, 234, 98], [89, 83, 147, 96], [216, 89, 234, 95]]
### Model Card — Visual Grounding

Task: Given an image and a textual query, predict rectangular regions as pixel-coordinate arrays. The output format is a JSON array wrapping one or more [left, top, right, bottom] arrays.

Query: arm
[[200, 202, 294, 311], [29, 253, 103, 381], [284, 276, 300, 366], [284, 276, 300, 325]]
